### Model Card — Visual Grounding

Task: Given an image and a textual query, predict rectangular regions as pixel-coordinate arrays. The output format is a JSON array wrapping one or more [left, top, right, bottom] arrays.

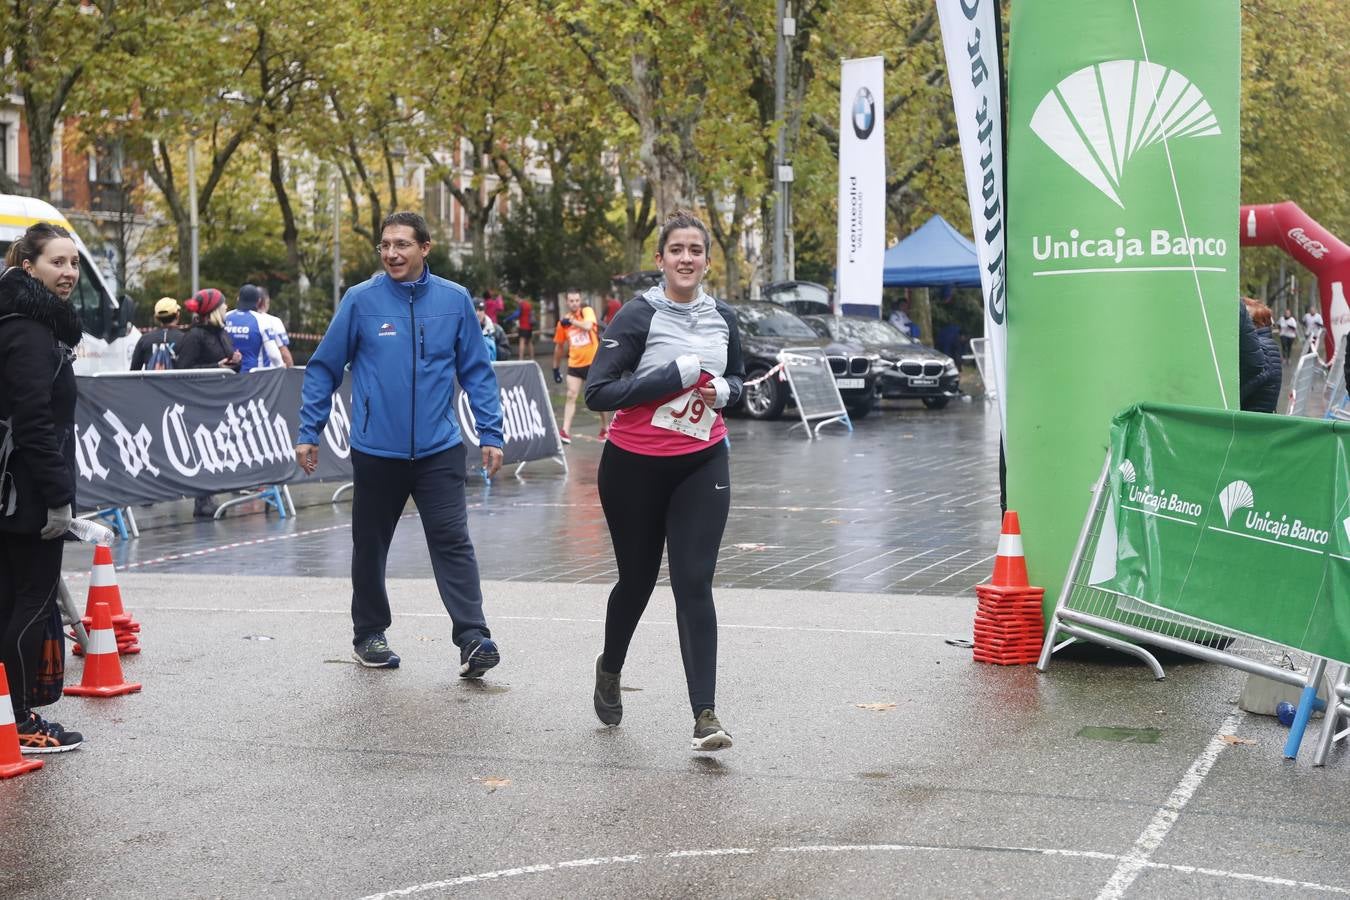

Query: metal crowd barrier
[[1037, 456, 1334, 762], [968, 337, 995, 404], [1313, 667, 1350, 766]]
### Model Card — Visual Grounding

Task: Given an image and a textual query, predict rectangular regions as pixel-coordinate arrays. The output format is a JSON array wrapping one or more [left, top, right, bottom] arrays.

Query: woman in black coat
[[176, 287, 241, 371], [1239, 299, 1281, 414], [0, 223, 85, 753]]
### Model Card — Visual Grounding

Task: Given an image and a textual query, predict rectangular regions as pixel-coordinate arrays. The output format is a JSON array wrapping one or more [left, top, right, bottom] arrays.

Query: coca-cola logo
[[1287, 227, 1328, 260]]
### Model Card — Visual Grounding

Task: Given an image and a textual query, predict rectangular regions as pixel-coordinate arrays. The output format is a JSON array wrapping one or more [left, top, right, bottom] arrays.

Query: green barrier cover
[[1006, 1, 1240, 612], [1094, 403, 1350, 662]]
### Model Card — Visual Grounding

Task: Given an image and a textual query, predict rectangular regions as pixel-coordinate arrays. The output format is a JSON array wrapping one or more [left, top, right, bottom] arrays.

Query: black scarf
[[0, 266, 83, 347]]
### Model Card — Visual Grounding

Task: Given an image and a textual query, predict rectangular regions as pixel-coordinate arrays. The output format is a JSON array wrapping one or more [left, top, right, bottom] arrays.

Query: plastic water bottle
[[1276, 700, 1296, 728]]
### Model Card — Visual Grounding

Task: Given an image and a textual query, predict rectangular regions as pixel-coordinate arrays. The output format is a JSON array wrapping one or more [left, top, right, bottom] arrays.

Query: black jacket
[[129, 325, 186, 370], [176, 322, 237, 370], [1238, 304, 1280, 413], [0, 267, 80, 532]]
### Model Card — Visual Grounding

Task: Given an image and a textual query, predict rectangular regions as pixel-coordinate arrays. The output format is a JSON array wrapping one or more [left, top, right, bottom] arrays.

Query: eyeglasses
[[375, 240, 423, 254]]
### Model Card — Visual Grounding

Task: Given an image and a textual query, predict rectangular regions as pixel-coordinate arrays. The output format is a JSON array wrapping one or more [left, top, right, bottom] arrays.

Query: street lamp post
[[332, 169, 341, 312], [772, 1, 796, 283], [187, 137, 199, 296]]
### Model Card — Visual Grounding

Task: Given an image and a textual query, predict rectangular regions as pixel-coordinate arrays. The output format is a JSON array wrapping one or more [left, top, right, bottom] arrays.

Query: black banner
[[73, 362, 561, 511]]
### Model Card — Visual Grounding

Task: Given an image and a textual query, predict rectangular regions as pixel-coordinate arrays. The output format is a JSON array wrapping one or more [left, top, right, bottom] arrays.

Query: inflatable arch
[[1239, 202, 1349, 363]]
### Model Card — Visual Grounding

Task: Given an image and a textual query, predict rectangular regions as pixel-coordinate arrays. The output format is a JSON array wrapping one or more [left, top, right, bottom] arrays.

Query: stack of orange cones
[[65, 603, 142, 698], [74, 545, 140, 656], [0, 663, 43, 777], [973, 511, 1046, 666]]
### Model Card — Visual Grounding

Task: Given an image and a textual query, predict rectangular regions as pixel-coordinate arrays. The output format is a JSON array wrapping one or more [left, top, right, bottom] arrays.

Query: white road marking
[[1096, 711, 1245, 900], [356, 839, 1350, 899], [932, 553, 997, 586], [898, 550, 970, 581]]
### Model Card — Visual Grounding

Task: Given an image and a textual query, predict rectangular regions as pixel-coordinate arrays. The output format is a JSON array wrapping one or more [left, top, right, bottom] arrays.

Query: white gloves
[[708, 377, 731, 409], [41, 503, 72, 540], [675, 353, 701, 388]]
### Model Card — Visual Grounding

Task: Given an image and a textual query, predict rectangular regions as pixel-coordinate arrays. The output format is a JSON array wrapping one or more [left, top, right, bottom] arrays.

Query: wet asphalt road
[[10, 388, 1349, 898], [76, 395, 1006, 598]]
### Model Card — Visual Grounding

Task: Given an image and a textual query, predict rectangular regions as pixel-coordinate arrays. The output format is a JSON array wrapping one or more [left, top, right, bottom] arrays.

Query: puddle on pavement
[[1077, 726, 1161, 743]]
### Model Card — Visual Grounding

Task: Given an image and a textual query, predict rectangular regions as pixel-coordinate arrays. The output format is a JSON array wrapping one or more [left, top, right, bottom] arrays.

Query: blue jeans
[[349, 444, 490, 649]]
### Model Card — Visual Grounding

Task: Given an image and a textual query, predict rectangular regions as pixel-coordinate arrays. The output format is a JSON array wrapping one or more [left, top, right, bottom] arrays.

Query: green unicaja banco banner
[[1093, 404, 1350, 662], [1006, 1, 1240, 613]]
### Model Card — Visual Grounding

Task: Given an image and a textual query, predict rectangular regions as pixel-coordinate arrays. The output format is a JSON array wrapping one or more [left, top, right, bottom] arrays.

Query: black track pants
[[597, 440, 730, 715], [0, 532, 62, 718], [350, 445, 490, 649]]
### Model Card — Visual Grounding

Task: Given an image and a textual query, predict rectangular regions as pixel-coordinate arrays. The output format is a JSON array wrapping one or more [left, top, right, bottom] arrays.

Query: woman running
[[584, 211, 744, 751]]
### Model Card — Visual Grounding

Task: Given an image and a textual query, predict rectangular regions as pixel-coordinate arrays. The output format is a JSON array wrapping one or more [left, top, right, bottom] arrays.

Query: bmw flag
[[836, 57, 886, 318]]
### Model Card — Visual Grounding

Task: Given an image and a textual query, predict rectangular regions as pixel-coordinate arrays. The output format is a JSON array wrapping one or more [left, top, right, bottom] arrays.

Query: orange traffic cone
[[75, 545, 141, 657], [83, 545, 131, 626], [65, 603, 141, 698], [989, 511, 1030, 589], [972, 510, 1045, 666], [0, 663, 43, 778]]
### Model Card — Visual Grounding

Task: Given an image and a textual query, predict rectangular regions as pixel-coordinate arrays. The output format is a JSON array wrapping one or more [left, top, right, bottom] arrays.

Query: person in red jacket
[[514, 296, 533, 360]]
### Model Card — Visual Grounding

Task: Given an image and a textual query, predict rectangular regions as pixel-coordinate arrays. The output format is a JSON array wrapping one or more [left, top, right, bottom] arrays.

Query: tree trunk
[[616, 162, 654, 272], [268, 137, 302, 320], [913, 288, 934, 346], [24, 106, 55, 201]]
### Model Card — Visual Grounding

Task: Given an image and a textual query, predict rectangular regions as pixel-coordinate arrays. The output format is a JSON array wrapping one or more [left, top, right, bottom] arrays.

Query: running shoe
[[593, 653, 622, 726], [17, 713, 83, 754], [559, 429, 571, 444], [691, 709, 732, 751], [459, 638, 500, 678], [353, 632, 401, 668]]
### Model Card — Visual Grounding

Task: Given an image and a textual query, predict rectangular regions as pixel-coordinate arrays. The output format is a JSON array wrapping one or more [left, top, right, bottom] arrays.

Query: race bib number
[[651, 389, 714, 440], [569, 328, 592, 348]]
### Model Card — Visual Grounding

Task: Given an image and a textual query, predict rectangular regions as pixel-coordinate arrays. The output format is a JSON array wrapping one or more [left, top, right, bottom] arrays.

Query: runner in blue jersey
[[224, 284, 269, 372]]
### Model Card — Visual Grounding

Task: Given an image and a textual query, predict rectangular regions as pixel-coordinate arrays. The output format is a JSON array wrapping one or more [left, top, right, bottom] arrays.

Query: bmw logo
[[852, 87, 876, 140]]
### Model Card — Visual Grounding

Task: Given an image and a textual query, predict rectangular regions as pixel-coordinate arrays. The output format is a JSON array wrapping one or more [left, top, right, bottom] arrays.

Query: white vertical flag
[[836, 56, 886, 318], [936, 0, 1008, 431]]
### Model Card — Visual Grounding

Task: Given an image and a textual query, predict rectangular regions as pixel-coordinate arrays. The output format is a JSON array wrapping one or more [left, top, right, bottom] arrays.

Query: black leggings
[[597, 440, 730, 716], [0, 532, 62, 718]]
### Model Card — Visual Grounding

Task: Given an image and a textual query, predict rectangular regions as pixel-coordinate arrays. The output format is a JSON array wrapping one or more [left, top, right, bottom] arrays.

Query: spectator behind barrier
[[130, 297, 186, 371], [1239, 298, 1281, 414], [253, 287, 292, 368], [224, 284, 281, 373]]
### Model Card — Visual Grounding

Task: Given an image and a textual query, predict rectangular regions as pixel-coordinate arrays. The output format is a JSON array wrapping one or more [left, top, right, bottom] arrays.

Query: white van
[[0, 193, 136, 372]]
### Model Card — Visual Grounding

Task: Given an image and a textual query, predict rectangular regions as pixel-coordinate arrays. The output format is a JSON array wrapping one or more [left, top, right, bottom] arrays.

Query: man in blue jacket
[[295, 212, 504, 676]]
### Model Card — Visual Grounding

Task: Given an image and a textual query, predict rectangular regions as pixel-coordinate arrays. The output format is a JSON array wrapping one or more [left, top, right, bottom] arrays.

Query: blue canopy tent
[[881, 215, 981, 288]]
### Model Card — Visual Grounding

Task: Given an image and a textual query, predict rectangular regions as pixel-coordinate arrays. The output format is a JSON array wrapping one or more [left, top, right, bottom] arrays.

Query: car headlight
[[943, 359, 958, 375]]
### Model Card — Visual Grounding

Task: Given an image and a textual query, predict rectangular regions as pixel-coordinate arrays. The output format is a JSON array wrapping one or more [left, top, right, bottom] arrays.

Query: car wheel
[[741, 365, 787, 420], [922, 397, 950, 410]]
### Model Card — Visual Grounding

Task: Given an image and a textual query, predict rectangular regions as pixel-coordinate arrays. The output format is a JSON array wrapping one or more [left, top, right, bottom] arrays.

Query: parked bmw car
[[762, 280, 833, 316], [799, 314, 961, 409], [730, 301, 881, 420]]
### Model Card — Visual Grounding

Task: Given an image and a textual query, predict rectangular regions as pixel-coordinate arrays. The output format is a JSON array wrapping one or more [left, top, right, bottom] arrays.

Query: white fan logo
[[1031, 60, 1221, 208], [1219, 480, 1254, 526], [1118, 460, 1137, 484], [1343, 516, 1350, 545]]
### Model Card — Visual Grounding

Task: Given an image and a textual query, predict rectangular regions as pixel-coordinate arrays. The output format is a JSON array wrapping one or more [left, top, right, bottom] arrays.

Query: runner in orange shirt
[[551, 291, 611, 442]]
